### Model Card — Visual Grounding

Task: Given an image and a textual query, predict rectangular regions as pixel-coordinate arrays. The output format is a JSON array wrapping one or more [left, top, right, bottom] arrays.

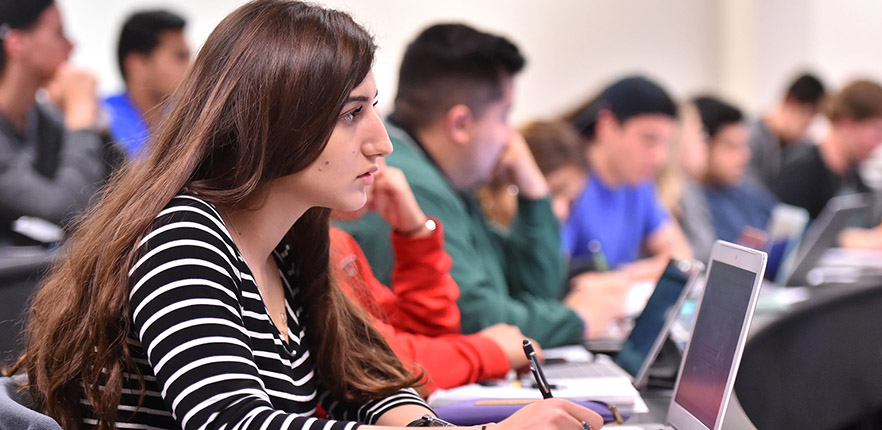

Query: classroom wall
[[57, 0, 882, 125], [728, 0, 882, 115]]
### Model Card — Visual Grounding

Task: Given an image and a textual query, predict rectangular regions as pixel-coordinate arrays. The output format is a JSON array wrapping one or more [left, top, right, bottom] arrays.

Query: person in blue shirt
[[564, 76, 693, 278], [103, 10, 190, 157], [695, 95, 778, 243]]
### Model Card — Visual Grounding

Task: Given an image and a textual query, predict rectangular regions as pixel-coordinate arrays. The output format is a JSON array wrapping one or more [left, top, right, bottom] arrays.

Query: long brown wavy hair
[[21, 1, 419, 428]]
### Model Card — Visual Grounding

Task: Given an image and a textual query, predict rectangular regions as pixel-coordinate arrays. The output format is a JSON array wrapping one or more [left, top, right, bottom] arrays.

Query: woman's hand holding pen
[[492, 398, 603, 430], [478, 324, 540, 371]]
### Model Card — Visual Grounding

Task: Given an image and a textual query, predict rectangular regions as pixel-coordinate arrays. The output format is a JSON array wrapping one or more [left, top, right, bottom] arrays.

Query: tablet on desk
[[543, 259, 703, 390]]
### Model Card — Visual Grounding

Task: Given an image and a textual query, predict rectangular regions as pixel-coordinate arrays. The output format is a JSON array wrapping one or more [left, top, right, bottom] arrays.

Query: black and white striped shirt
[[82, 195, 428, 429]]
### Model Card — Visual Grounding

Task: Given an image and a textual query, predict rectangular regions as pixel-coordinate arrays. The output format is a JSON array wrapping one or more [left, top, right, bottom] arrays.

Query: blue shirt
[[103, 92, 149, 157], [704, 181, 778, 243], [563, 173, 670, 268]]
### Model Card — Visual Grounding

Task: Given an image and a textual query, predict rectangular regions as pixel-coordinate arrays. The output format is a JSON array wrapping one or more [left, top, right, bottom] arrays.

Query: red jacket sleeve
[[330, 227, 511, 393], [375, 318, 510, 393], [330, 223, 462, 336], [388, 220, 462, 336]]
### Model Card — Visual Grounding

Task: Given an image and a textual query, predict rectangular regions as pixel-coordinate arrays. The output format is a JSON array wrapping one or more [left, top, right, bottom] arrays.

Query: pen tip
[[522, 339, 530, 346]]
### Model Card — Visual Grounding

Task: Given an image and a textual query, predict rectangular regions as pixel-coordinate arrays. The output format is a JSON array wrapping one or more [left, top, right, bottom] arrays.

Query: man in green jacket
[[340, 24, 602, 347]]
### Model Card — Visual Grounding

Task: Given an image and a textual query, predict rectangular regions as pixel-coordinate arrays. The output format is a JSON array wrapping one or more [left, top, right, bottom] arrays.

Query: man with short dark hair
[[695, 95, 778, 243], [103, 10, 189, 156], [340, 24, 598, 346], [747, 72, 826, 189]]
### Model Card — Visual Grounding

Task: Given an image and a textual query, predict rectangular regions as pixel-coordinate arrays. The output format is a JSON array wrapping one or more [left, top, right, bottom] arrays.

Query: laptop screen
[[614, 262, 689, 376], [673, 261, 756, 428]]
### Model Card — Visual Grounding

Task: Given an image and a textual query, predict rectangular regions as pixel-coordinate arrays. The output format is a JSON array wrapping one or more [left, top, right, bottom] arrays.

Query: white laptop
[[615, 240, 767, 430], [539, 259, 703, 389]]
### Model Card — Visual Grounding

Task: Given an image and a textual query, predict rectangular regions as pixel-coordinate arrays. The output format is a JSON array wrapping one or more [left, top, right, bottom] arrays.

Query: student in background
[[333, 162, 532, 395], [0, 0, 106, 244], [480, 120, 588, 227], [696, 95, 778, 243], [656, 101, 715, 263], [748, 73, 826, 189], [18, 2, 603, 428], [103, 10, 190, 157], [340, 24, 610, 344], [774, 79, 882, 220], [564, 76, 693, 276]]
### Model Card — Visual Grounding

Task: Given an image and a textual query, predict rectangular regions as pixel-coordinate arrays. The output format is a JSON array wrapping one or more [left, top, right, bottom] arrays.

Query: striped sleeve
[[128, 197, 360, 430], [319, 387, 430, 425]]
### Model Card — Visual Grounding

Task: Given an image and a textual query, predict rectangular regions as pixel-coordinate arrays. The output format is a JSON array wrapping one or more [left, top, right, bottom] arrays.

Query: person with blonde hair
[[655, 102, 714, 263]]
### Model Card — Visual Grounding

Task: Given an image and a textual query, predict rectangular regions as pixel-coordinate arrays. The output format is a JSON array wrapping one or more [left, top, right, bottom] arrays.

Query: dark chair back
[[735, 283, 882, 429]]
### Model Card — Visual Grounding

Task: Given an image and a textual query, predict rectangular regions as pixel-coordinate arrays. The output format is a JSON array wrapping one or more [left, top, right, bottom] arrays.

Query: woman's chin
[[335, 194, 368, 213], [331, 205, 368, 221]]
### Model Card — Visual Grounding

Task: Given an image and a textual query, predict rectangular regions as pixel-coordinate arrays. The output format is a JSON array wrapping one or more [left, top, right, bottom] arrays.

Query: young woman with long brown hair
[[16, 1, 603, 429]]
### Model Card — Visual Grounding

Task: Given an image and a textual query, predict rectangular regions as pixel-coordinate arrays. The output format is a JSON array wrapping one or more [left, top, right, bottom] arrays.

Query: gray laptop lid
[[667, 241, 766, 430], [782, 193, 869, 286]]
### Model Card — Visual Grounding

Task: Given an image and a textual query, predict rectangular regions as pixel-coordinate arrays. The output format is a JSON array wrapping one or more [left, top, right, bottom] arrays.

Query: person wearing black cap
[[0, 0, 105, 245], [564, 76, 692, 278]]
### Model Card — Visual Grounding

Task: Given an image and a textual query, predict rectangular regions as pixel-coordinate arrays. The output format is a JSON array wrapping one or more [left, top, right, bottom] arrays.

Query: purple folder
[[434, 398, 628, 425]]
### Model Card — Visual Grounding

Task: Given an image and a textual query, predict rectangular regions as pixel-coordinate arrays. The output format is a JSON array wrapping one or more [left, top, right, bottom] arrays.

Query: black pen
[[522, 339, 553, 399]]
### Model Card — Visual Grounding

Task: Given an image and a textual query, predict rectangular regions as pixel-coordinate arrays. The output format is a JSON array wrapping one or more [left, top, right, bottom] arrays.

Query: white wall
[[56, 0, 882, 125], [811, 0, 882, 88], [57, 0, 716, 125]]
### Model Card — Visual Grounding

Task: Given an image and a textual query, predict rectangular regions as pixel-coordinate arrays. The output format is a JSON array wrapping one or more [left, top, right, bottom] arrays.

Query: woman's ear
[[442, 104, 474, 147]]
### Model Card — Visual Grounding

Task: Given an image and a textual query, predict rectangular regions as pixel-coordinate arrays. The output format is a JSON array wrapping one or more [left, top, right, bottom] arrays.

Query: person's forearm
[[370, 404, 465, 428], [389, 221, 461, 335], [645, 222, 694, 263], [839, 227, 882, 249], [364, 426, 485, 429], [619, 255, 670, 282], [504, 197, 567, 298]]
